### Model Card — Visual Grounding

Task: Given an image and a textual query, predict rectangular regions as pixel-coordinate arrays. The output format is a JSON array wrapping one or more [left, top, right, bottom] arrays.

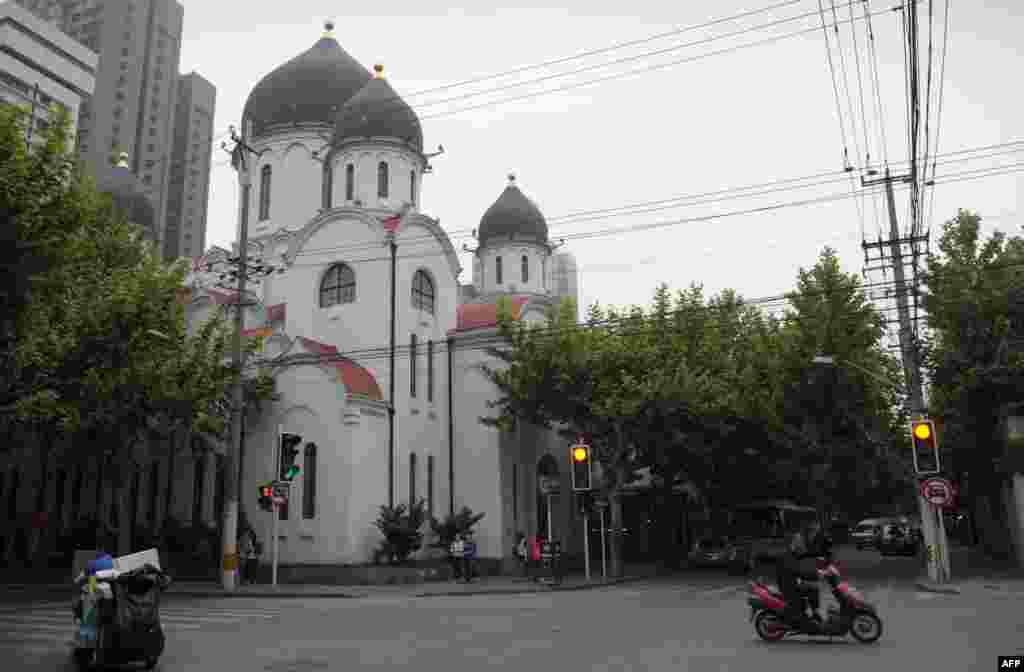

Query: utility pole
[[219, 125, 265, 592], [862, 169, 949, 584]]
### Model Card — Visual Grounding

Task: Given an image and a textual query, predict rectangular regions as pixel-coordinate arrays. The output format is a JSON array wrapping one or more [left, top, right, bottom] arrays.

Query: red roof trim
[[297, 337, 383, 401], [266, 303, 286, 323], [207, 288, 243, 305], [451, 296, 529, 333]]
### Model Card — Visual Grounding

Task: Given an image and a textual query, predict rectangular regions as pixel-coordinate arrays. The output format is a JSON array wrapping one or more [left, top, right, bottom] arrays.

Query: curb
[[2, 576, 650, 600], [411, 576, 646, 598], [915, 581, 962, 595]]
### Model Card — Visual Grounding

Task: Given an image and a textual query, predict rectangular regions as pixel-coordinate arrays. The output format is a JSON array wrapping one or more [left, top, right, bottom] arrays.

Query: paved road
[[3, 577, 1021, 671]]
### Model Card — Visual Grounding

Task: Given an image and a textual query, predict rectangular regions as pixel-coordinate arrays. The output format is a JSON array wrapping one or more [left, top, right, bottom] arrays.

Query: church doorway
[[536, 455, 559, 539]]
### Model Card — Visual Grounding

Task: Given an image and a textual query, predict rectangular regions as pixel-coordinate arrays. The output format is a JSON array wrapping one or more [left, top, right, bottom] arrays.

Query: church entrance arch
[[536, 455, 559, 539]]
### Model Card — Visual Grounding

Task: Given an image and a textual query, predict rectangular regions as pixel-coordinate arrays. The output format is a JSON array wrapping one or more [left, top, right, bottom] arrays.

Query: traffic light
[[910, 419, 940, 474], [257, 483, 273, 512], [570, 443, 592, 491], [279, 432, 302, 481]]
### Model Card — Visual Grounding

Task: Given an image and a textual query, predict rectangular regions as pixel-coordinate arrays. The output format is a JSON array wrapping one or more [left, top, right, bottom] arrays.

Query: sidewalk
[[0, 572, 652, 600]]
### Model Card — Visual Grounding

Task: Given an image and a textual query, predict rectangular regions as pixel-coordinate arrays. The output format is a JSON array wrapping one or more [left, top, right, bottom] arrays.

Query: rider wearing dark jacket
[[776, 522, 828, 625]]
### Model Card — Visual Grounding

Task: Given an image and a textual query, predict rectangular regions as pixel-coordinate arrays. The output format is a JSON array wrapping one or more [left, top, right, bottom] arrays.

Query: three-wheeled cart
[[71, 550, 171, 670]]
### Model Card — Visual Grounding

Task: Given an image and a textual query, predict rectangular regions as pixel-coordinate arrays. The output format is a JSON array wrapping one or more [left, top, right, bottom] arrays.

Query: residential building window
[[345, 164, 354, 201], [147, 144, 155, 152], [411, 269, 434, 314], [409, 170, 415, 205], [522, 255, 529, 283], [496, 256, 503, 285], [258, 165, 271, 220], [149, 127, 156, 136], [427, 339, 434, 402], [427, 455, 434, 518], [122, 47, 129, 56], [410, 334, 418, 397], [115, 91, 125, 101], [302, 443, 317, 519], [112, 107, 121, 120], [319, 263, 355, 307], [377, 161, 388, 198], [409, 452, 417, 511]]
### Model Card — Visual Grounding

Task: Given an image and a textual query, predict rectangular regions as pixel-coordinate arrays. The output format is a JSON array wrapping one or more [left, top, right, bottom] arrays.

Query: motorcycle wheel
[[849, 611, 883, 643], [754, 611, 787, 642]]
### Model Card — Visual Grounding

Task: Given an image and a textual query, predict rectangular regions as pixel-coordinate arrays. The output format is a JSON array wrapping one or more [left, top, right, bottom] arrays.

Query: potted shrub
[[430, 506, 485, 551], [373, 500, 427, 565]]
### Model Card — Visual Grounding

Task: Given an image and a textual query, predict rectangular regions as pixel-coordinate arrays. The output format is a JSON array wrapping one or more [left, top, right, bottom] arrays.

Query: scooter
[[746, 557, 883, 644]]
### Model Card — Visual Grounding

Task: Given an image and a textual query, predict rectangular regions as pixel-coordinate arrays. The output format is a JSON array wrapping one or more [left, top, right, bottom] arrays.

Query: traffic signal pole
[[273, 424, 281, 588], [865, 170, 949, 584]]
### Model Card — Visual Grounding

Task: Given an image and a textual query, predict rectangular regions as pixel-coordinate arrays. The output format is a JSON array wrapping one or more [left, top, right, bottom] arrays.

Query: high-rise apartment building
[[164, 72, 214, 260], [0, 1, 96, 145], [17, 0, 186, 254]]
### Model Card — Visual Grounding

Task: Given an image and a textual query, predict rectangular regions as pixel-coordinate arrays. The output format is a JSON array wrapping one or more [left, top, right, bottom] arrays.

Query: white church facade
[[182, 23, 585, 571]]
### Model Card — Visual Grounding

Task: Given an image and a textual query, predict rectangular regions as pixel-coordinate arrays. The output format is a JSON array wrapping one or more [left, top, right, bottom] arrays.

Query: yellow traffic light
[[913, 422, 931, 440], [572, 446, 588, 462]]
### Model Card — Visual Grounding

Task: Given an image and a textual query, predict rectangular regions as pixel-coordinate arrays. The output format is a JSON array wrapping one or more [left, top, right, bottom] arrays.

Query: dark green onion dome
[[242, 22, 371, 139], [477, 174, 548, 247], [333, 64, 423, 151], [98, 153, 156, 239]]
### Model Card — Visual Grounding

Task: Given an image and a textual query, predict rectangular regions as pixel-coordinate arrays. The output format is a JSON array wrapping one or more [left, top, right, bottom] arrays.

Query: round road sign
[[920, 477, 953, 506]]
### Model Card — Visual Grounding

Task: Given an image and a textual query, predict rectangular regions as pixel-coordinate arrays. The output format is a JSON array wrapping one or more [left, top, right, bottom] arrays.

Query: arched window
[[521, 255, 529, 283], [345, 163, 354, 201], [409, 170, 416, 205], [412, 269, 435, 314], [377, 161, 389, 198], [320, 263, 356, 307], [302, 443, 317, 519], [495, 256, 503, 285], [258, 165, 271, 221]]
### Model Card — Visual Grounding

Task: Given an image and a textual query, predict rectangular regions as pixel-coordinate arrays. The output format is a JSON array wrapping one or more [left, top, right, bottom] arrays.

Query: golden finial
[[507, 172, 516, 184], [323, 21, 335, 38], [116, 152, 129, 169], [373, 64, 384, 79]]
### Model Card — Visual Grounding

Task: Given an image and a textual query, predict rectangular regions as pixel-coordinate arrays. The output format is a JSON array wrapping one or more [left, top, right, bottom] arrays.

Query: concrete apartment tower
[[0, 1, 97, 145], [17, 0, 190, 256], [163, 72, 214, 260]]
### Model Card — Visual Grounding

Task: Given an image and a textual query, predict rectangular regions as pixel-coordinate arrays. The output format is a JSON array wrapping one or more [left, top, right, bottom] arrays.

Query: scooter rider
[[776, 521, 826, 626]]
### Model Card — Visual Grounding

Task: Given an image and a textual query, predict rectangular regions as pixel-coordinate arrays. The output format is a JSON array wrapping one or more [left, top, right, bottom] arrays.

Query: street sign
[[539, 476, 560, 496], [920, 477, 953, 506], [272, 496, 286, 506], [272, 482, 290, 498]]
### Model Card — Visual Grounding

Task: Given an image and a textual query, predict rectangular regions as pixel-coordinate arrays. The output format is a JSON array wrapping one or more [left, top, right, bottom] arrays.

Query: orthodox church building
[[180, 23, 584, 570]]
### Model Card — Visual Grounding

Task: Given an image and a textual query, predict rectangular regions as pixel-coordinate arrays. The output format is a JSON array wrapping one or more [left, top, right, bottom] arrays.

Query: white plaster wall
[[449, 345, 505, 559], [331, 145, 420, 212], [477, 243, 551, 296], [239, 129, 330, 240]]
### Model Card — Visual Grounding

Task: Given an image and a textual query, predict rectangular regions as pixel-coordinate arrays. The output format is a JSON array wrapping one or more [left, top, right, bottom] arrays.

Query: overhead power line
[[286, 139, 1024, 261]]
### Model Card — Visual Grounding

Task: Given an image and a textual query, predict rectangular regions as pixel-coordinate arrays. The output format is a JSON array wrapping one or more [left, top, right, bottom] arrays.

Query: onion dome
[[98, 152, 155, 238], [333, 64, 423, 151], [243, 22, 371, 139], [477, 174, 548, 247]]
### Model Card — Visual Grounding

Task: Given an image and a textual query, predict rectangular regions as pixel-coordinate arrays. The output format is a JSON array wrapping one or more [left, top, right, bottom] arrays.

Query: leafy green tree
[[430, 506, 486, 550], [2, 105, 269, 557], [922, 209, 1024, 557]]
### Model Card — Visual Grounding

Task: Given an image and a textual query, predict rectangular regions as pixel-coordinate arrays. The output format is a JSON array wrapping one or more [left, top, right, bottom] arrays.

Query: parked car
[[688, 536, 732, 568], [877, 521, 920, 556], [851, 519, 886, 550]]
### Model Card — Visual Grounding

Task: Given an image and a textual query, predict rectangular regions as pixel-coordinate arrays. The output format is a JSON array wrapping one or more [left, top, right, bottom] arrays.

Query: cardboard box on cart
[[113, 548, 162, 573]]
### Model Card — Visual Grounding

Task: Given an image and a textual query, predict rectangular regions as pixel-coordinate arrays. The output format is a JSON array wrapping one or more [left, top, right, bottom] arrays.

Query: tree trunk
[[31, 429, 52, 569], [607, 421, 628, 579]]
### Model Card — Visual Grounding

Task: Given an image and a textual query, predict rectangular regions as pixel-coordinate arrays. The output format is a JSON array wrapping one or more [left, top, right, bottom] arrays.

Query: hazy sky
[[179, 0, 1022, 317]]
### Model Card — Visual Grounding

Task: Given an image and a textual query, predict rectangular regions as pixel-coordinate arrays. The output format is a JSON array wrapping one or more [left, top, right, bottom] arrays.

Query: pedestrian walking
[[515, 532, 528, 578], [449, 535, 464, 581], [461, 531, 478, 583], [240, 529, 259, 585]]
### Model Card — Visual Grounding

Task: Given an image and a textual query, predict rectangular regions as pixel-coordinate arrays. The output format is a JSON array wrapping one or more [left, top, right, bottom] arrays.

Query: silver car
[[851, 519, 885, 550]]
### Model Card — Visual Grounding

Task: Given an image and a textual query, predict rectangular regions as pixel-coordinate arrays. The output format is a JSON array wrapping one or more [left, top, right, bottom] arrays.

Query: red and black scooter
[[746, 557, 883, 644]]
